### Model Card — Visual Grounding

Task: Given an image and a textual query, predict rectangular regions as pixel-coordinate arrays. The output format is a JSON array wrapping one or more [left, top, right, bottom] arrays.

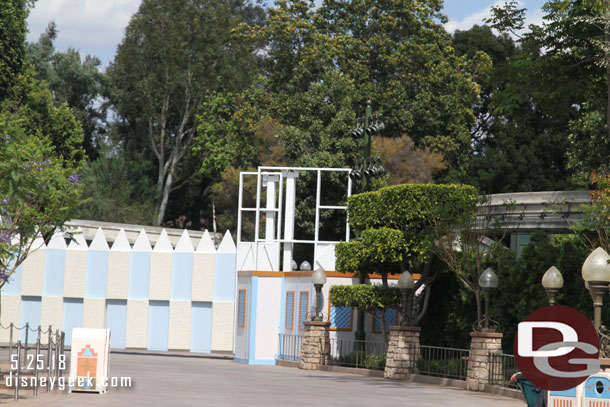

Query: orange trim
[[243, 270, 421, 280], [372, 308, 399, 333], [238, 289, 247, 328], [328, 294, 353, 331], [298, 291, 309, 331], [285, 291, 295, 330]]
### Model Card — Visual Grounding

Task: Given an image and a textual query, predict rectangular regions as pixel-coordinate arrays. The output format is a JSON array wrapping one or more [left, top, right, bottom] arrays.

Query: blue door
[[190, 302, 212, 353], [106, 300, 127, 349], [20, 297, 42, 344], [62, 298, 83, 346], [147, 301, 169, 351]]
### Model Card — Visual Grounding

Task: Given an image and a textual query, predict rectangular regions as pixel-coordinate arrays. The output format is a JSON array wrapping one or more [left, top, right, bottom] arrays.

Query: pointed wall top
[[31, 234, 46, 251], [132, 229, 152, 252], [175, 229, 194, 253], [89, 227, 109, 251], [217, 230, 236, 254], [111, 228, 131, 251], [153, 229, 173, 252], [68, 228, 88, 250], [196, 230, 216, 253], [47, 230, 67, 249]]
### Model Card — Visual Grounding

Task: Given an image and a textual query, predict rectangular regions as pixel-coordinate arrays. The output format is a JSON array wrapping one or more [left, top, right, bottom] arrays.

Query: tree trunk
[[156, 157, 177, 225], [474, 287, 482, 323]]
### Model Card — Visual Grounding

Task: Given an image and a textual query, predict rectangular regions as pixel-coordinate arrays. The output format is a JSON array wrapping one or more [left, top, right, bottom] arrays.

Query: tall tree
[[0, 0, 29, 101], [109, 0, 261, 225], [236, 0, 482, 172], [26, 22, 106, 160]]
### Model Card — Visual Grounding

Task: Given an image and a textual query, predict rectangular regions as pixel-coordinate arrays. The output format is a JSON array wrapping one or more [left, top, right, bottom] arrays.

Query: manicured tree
[[333, 184, 478, 339]]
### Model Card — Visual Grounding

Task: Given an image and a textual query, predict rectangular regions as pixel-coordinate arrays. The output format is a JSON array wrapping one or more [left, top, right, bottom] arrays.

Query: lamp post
[[397, 271, 414, 326], [479, 268, 498, 332], [300, 261, 312, 271], [541, 266, 563, 306], [582, 247, 610, 333], [311, 269, 327, 321]]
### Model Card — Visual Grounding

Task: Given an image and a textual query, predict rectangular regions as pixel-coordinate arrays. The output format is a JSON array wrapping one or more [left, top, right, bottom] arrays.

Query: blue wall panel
[[213, 253, 236, 302], [190, 302, 212, 353], [128, 252, 150, 300], [43, 249, 65, 297], [171, 253, 193, 301], [85, 251, 108, 298], [147, 301, 169, 351], [20, 296, 42, 344], [3, 263, 22, 296], [62, 298, 83, 346], [106, 300, 127, 349]]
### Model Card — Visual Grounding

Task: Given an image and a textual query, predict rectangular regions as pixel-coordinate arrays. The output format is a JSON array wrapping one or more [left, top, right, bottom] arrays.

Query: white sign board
[[69, 328, 111, 393]]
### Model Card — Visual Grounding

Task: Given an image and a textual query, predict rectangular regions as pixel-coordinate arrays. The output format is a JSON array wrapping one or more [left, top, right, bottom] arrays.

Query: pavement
[[4, 353, 525, 406]]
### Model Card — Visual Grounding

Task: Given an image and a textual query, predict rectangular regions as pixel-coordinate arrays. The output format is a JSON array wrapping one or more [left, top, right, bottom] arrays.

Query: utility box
[[69, 328, 111, 393], [548, 383, 584, 407], [583, 373, 610, 407]]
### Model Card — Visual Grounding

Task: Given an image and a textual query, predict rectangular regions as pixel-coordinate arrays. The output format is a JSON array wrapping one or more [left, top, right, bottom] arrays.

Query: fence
[[417, 345, 470, 380], [277, 334, 303, 361], [489, 353, 518, 388], [1, 225, 237, 353], [327, 338, 388, 370], [1, 322, 65, 401]]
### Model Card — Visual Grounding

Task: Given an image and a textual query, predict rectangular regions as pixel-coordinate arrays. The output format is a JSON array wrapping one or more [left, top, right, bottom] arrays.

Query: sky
[[26, 0, 548, 68]]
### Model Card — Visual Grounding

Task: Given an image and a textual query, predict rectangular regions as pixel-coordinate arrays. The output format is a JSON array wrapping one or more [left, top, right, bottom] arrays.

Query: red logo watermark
[[514, 305, 600, 391]]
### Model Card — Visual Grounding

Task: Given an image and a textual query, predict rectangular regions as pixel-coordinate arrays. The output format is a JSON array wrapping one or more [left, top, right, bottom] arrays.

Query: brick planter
[[384, 326, 421, 380], [465, 331, 503, 391], [299, 321, 330, 370]]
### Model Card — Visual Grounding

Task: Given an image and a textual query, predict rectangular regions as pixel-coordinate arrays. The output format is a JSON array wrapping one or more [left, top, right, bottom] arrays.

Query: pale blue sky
[[26, 0, 547, 68]]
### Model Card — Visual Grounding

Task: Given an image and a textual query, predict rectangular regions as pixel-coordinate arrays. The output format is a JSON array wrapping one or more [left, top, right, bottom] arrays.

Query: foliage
[[347, 184, 478, 233], [0, 108, 83, 287], [109, 0, 261, 225], [26, 22, 106, 160], [336, 183, 478, 326], [570, 169, 610, 252], [371, 136, 446, 185], [0, 0, 28, 101], [238, 0, 481, 171], [452, 23, 575, 193], [329, 284, 400, 313], [77, 153, 157, 225]]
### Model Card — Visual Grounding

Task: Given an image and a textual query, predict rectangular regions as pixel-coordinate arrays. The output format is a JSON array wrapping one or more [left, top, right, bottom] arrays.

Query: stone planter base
[[384, 326, 421, 380], [299, 321, 330, 370], [465, 331, 503, 391]]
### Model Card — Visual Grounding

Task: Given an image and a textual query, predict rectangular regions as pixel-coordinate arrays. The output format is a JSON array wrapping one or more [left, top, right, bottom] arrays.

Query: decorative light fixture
[[397, 271, 414, 325], [582, 247, 610, 332], [476, 267, 499, 332], [541, 266, 563, 306], [299, 260, 312, 271], [311, 269, 327, 321]]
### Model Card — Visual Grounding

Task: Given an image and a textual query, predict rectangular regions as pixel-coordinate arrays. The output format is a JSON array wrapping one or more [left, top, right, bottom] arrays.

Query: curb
[[109, 349, 233, 360], [275, 360, 524, 401]]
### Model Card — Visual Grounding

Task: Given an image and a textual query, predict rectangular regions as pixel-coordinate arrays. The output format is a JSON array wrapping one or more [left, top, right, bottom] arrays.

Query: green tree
[[0, 0, 29, 101], [0, 109, 83, 288], [109, 0, 261, 225], [235, 0, 481, 173], [26, 22, 106, 159], [335, 183, 478, 334]]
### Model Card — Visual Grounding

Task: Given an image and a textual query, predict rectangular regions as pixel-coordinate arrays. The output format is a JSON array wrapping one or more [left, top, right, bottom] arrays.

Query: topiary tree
[[334, 184, 478, 336]]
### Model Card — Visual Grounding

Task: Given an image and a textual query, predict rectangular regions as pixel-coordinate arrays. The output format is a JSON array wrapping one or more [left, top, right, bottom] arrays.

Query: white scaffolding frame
[[236, 166, 352, 271]]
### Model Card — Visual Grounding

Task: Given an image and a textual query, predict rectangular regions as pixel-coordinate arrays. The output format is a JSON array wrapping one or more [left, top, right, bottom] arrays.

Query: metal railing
[[277, 333, 303, 361], [327, 338, 387, 370], [489, 353, 518, 388], [1, 322, 66, 401], [417, 345, 470, 380]]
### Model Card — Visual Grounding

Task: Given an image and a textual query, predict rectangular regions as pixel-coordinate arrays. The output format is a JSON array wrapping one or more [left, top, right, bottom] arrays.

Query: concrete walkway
[[7, 354, 524, 406]]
